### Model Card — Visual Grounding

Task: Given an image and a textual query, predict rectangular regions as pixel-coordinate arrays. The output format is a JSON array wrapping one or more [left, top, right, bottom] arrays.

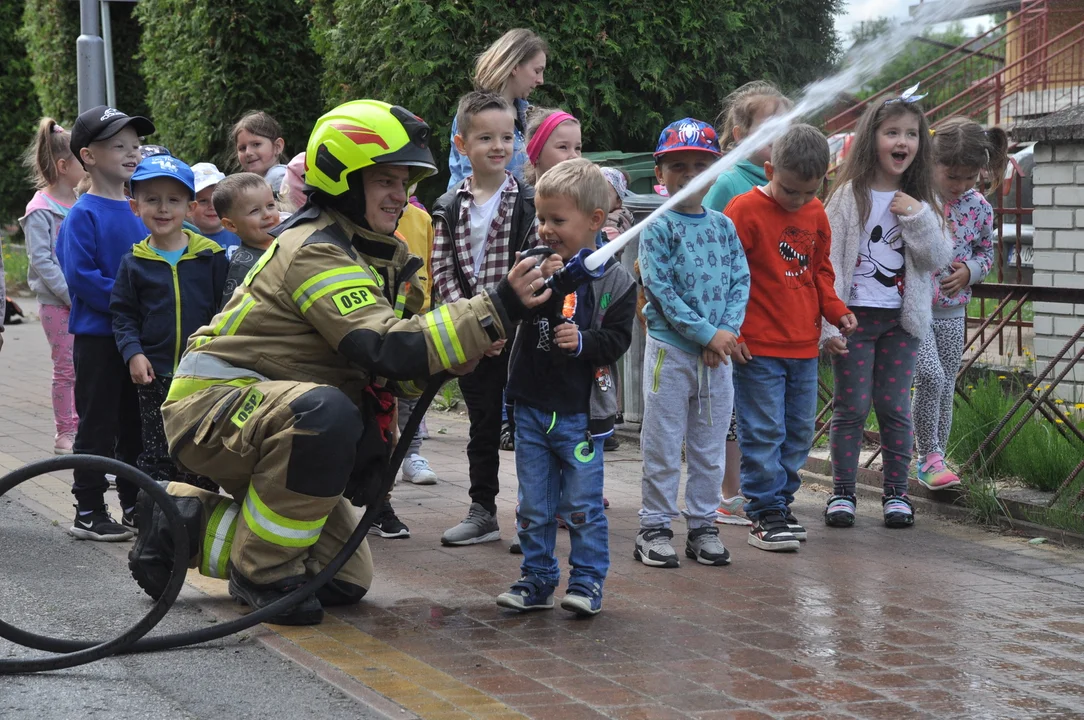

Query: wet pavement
[[3, 304, 1084, 719]]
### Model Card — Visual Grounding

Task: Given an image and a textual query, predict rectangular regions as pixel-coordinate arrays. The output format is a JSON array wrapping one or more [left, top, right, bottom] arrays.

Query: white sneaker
[[402, 454, 438, 485]]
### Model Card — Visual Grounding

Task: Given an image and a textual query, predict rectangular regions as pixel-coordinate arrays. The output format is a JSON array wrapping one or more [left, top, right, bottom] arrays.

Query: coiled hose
[[0, 375, 443, 674]]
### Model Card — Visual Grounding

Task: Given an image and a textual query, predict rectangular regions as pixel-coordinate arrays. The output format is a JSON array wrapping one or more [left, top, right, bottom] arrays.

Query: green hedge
[[137, 0, 323, 170], [2, 0, 40, 228], [308, 0, 842, 195]]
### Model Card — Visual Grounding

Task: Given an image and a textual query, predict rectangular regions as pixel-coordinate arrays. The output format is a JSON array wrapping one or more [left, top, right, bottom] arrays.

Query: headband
[[526, 111, 576, 165]]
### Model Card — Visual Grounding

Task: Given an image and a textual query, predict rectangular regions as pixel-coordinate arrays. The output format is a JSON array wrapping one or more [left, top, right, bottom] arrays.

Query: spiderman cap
[[654, 118, 722, 159]]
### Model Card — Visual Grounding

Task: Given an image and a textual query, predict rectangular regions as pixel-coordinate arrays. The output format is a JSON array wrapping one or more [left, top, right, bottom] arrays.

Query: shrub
[[1, 1, 40, 228], [19, 0, 146, 123], [306, 0, 841, 196], [137, 0, 323, 170]]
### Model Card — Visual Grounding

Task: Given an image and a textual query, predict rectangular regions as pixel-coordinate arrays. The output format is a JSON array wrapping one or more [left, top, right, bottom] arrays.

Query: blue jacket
[[57, 193, 150, 336], [447, 98, 529, 190], [110, 230, 228, 377], [639, 208, 751, 355]]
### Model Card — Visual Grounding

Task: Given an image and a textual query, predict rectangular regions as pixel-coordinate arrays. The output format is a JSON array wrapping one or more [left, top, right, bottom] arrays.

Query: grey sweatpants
[[639, 335, 733, 530], [397, 396, 423, 458]]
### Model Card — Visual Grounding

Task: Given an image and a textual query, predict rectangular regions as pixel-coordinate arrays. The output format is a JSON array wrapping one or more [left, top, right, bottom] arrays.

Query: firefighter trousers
[[162, 381, 374, 589]]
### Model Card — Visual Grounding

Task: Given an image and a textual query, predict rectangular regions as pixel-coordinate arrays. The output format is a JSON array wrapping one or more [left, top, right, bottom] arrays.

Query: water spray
[[0, 0, 974, 673]]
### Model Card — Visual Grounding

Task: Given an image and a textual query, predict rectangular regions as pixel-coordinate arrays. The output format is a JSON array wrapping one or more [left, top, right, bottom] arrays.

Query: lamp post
[[76, 0, 107, 112]]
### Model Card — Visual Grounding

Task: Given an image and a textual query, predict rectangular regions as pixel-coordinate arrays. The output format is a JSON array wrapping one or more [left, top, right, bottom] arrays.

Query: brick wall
[[1030, 140, 1084, 403]]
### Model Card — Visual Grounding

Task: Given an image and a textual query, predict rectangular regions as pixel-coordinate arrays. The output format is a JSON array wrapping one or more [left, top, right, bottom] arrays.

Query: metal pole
[[77, 0, 107, 112], [101, 1, 116, 108]]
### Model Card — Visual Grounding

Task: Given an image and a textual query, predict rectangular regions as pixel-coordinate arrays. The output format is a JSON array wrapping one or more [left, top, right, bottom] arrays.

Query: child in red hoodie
[[724, 124, 856, 553]]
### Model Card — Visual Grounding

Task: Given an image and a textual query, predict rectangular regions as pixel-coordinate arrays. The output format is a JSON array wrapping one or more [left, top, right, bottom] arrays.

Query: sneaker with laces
[[824, 493, 857, 528], [685, 526, 732, 566], [715, 496, 753, 526], [69, 506, 134, 542], [442, 502, 500, 545], [882, 489, 915, 528], [917, 453, 960, 490], [560, 579, 603, 616], [401, 454, 438, 485], [749, 511, 800, 552], [121, 504, 139, 535], [634, 527, 680, 568], [784, 511, 807, 540], [496, 575, 556, 611], [369, 501, 410, 538], [53, 433, 75, 455]]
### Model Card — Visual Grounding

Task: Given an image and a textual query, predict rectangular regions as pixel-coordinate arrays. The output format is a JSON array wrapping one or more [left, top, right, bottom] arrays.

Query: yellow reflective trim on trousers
[[292, 268, 377, 314], [424, 311, 451, 368], [165, 374, 260, 402], [201, 500, 240, 578], [652, 346, 666, 393], [214, 294, 256, 336], [436, 305, 466, 365], [242, 485, 326, 548]]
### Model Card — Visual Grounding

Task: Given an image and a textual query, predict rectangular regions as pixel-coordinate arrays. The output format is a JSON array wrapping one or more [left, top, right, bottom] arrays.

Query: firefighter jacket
[[165, 204, 514, 407]]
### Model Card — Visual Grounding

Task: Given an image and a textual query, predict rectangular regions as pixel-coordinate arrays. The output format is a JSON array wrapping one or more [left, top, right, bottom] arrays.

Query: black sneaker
[[604, 435, 620, 451], [69, 506, 133, 542], [748, 511, 800, 552], [499, 423, 515, 451], [784, 511, 807, 541], [882, 489, 915, 529], [368, 501, 410, 538], [509, 541, 522, 554], [121, 505, 139, 535], [228, 567, 324, 625]]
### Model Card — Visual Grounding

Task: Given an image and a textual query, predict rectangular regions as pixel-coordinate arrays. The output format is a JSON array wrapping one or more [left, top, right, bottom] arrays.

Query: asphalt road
[[0, 494, 387, 720]]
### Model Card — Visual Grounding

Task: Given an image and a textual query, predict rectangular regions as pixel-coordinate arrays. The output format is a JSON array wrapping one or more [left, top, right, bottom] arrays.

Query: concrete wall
[[1030, 139, 1084, 402]]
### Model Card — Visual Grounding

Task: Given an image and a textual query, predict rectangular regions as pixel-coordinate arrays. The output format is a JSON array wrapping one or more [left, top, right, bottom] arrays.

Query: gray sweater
[[822, 182, 952, 343], [18, 191, 71, 307]]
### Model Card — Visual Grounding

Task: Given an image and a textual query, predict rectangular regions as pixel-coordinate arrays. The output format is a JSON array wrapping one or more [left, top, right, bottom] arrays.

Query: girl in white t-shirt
[[820, 88, 952, 530]]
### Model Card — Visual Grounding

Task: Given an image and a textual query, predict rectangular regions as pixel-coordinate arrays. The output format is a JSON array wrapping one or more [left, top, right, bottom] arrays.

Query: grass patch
[[948, 373, 1084, 492], [433, 378, 462, 411], [2, 240, 28, 294]]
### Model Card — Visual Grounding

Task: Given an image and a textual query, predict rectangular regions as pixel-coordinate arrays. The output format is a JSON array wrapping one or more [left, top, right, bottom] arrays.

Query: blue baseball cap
[[130, 155, 196, 197], [654, 118, 722, 159]]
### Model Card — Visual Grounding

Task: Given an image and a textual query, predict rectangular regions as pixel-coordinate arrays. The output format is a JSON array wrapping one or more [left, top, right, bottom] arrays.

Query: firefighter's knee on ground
[[284, 386, 365, 498]]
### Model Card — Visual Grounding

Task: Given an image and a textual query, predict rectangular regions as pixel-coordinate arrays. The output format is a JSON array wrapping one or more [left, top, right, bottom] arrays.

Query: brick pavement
[[3, 305, 1084, 719]]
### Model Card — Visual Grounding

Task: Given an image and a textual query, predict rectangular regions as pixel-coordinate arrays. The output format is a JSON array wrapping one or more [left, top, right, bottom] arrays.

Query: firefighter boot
[[128, 489, 202, 600], [228, 566, 324, 626]]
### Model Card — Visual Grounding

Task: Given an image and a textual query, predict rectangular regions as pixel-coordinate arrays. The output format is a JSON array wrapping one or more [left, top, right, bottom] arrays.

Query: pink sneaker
[[54, 433, 75, 455], [917, 453, 960, 490]]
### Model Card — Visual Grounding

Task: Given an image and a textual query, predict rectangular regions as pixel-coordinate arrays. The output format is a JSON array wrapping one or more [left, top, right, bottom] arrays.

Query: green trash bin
[[584, 150, 658, 195]]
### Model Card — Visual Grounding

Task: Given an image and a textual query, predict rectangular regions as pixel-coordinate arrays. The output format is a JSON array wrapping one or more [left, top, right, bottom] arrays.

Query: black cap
[[70, 105, 156, 164]]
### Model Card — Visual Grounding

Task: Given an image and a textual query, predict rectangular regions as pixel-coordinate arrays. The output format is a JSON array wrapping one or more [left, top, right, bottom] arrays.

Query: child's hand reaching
[[940, 262, 971, 297], [890, 191, 921, 217], [484, 339, 506, 357], [129, 354, 155, 385], [838, 313, 858, 336], [554, 322, 580, 352], [823, 337, 849, 356], [707, 329, 738, 365], [539, 254, 563, 279]]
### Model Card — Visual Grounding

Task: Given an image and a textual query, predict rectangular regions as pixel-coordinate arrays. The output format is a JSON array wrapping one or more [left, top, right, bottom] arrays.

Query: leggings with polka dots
[[830, 307, 920, 495]]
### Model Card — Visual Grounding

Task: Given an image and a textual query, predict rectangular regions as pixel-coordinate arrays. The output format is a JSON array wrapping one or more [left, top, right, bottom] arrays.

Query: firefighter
[[128, 100, 552, 625]]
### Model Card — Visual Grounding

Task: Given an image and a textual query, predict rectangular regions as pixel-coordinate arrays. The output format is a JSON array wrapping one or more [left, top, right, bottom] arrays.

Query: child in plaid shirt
[[431, 91, 537, 547]]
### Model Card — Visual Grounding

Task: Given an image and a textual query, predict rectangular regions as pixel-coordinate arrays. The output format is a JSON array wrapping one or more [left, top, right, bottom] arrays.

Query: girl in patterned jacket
[[913, 118, 1008, 490]]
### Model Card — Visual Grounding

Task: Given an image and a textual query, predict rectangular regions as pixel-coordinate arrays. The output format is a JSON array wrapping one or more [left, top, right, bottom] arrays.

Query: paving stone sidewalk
[[3, 305, 1084, 720]]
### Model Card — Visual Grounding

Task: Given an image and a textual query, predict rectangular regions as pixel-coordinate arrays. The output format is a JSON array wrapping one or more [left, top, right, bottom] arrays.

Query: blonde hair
[[473, 29, 548, 94], [535, 157, 609, 216], [22, 117, 73, 189], [523, 106, 581, 185], [717, 81, 793, 152]]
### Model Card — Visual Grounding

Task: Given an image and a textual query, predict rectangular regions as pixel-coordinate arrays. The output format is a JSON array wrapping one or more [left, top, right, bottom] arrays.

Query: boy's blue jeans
[[514, 404, 608, 588], [734, 355, 818, 521]]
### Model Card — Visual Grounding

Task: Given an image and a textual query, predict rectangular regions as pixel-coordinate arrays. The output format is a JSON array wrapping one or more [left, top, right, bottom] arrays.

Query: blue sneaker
[[559, 579, 603, 616], [496, 576, 556, 612]]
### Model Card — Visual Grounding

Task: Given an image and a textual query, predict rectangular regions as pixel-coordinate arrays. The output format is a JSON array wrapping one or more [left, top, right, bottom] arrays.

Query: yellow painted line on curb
[[0, 458, 525, 720]]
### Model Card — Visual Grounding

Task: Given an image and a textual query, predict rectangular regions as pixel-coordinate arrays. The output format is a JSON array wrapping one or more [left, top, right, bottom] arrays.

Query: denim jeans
[[514, 404, 608, 588], [734, 355, 818, 520]]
